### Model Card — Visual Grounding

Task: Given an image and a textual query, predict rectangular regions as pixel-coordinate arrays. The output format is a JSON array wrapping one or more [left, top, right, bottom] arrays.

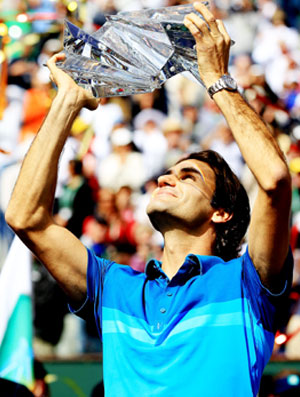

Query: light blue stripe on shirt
[[102, 298, 252, 344]]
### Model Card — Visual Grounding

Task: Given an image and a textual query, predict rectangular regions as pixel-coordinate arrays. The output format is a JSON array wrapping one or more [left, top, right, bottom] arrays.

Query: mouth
[[154, 187, 177, 198]]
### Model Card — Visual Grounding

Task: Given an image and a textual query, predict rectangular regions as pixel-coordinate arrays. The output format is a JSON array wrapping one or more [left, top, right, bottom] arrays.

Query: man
[[5, 3, 293, 396]]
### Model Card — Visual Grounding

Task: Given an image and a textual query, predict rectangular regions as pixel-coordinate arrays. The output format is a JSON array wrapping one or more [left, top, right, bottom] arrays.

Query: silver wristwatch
[[207, 75, 238, 98]]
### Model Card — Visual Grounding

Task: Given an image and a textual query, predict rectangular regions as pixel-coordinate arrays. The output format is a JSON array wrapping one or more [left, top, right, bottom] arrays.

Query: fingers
[[46, 53, 101, 109], [46, 52, 66, 74], [184, 14, 210, 38], [47, 52, 65, 66], [46, 52, 74, 88], [184, 2, 231, 44], [216, 20, 231, 45], [193, 2, 220, 36]]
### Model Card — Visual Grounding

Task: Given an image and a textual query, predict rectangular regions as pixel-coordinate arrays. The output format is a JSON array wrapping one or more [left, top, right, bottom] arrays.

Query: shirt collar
[[145, 254, 201, 284], [145, 254, 225, 282]]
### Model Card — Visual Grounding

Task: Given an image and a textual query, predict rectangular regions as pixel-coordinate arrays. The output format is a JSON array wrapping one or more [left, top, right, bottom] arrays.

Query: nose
[[157, 173, 176, 188]]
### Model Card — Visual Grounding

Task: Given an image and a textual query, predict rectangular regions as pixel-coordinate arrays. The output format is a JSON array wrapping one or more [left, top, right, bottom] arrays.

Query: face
[[146, 159, 216, 232]]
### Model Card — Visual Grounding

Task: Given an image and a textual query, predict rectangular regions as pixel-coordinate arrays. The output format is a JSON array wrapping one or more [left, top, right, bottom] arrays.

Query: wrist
[[202, 74, 224, 89], [206, 74, 238, 99], [201, 69, 228, 88], [48, 90, 82, 133], [55, 88, 83, 112]]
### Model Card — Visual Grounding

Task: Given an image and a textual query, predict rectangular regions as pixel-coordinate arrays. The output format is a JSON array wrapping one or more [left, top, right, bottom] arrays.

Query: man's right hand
[[47, 53, 99, 111], [5, 52, 100, 305]]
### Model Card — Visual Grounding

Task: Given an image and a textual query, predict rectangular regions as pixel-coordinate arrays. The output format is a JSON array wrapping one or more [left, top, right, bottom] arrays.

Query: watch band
[[207, 74, 238, 98]]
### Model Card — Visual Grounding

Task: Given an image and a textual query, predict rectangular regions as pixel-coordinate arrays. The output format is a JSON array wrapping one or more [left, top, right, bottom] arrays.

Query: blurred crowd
[[1, 0, 300, 378]]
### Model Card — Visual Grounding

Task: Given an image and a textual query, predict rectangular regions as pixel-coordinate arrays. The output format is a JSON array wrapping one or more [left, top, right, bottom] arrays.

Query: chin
[[147, 204, 183, 234], [147, 199, 163, 216], [146, 209, 162, 232], [147, 200, 170, 218], [146, 200, 169, 230]]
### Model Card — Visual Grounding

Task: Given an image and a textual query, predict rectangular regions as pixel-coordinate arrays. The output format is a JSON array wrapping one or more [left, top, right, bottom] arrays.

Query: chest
[[102, 264, 244, 336]]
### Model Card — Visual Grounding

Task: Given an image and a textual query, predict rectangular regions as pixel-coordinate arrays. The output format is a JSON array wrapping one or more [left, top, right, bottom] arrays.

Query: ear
[[211, 209, 233, 224]]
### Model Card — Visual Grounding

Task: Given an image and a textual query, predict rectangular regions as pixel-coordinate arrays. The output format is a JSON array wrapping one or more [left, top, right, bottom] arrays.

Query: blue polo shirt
[[73, 247, 293, 397]]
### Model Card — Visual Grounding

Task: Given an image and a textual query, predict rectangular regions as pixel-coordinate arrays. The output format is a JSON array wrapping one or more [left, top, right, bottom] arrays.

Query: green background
[[43, 359, 102, 397], [42, 359, 300, 397]]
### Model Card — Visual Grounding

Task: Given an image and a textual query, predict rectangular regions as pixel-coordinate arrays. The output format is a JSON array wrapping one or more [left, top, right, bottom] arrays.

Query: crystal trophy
[[57, 2, 212, 97]]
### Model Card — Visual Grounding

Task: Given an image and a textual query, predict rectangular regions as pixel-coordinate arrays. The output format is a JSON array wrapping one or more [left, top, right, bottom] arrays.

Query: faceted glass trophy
[[57, 3, 210, 97]]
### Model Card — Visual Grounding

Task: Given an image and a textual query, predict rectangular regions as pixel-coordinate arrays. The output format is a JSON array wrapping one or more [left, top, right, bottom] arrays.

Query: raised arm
[[5, 54, 99, 305], [185, 3, 291, 288]]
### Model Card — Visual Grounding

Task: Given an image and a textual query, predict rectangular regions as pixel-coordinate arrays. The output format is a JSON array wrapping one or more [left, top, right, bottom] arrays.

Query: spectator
[[81, 97, 125, 161], [161, 117, 190, 169], [98, 127, 146, 192], [202, 121, 245, 178], [133, 110, 168, 179], [81, 214, 109, 259], [54, 159, 95, 238]]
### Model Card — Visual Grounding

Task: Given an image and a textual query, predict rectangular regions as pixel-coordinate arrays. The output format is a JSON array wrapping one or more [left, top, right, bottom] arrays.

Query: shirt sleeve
[[69, 248, 115, 337], [242, 247, 294, 332]]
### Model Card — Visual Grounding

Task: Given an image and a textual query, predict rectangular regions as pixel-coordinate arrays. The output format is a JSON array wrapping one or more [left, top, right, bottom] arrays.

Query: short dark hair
[[178, 150, 250, 261]]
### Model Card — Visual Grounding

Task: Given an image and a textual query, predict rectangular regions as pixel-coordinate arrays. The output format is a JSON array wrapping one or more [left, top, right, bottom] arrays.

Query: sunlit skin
[[147, 159, 217, 232], [147, 158, 234, 278]]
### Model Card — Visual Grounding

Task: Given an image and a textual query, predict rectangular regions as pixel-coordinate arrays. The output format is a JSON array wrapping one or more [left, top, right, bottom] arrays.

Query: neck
[[161, 226, 215, 280]]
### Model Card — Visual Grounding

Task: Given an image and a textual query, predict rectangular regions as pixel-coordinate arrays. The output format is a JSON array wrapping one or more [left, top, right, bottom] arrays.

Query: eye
[[181, 174, 195, 181]]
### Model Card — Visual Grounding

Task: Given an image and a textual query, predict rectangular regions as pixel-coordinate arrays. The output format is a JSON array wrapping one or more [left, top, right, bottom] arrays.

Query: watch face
[[223, 75, 237, 90]]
